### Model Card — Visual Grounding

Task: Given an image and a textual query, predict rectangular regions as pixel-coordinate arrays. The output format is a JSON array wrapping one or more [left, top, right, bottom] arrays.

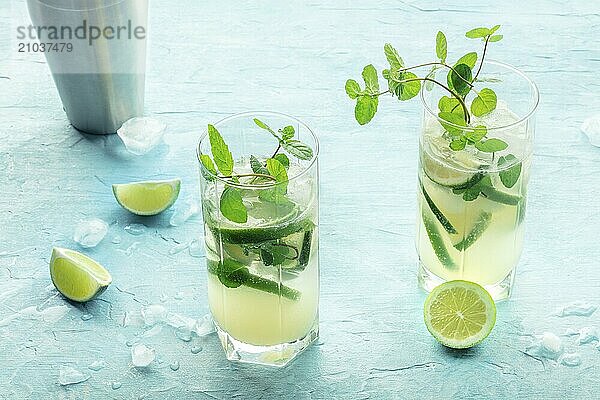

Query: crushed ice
[[169, 199, 199, 227], [73, 218, 108, 248], [581, 114, 600, 147], [59, 366, 90, 386], [555, 301, 597, 317], [117, 117, 167, 155], [131, 343, 156, 367]]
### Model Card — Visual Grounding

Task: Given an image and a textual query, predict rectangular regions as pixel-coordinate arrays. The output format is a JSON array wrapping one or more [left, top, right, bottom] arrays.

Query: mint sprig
[[201, 119, 314, 224], [346, 26, 509, 153]]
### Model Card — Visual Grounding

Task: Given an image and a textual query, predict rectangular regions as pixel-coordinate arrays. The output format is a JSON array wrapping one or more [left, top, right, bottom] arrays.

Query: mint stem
[[473, 36, 490, 82], [400, 62, 475, 88]]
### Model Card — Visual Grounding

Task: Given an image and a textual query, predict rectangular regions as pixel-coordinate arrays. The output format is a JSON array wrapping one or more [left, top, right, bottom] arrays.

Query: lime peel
[[424, 280, 496, 349]]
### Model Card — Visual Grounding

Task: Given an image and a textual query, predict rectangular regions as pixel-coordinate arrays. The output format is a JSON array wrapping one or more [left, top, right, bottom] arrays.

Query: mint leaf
[[466, 27, 490, 39], [200, 154, 217, 180], [498, 154, 521, 188], [475, 138, 508, 153], [345, 79, 361, 99], [253, 118, 275, 134], [250, 155, 269, 175], [438, 112, 466, 136], [282, 140, 313, 160], [471, 88, 497, 117], [259, 243, 297, 266], [438, 96, 462, 115], [450, 138, 466, 151], [274, 153, 290, 168], [220, 186, 247, 223], [384, 43, 404, 69], [214, 259, 247, 288], [208, 124, 234, 176], [488, 34, 503, 42], [489, 25, 501, 35], [466, 125, 487, 143], [397, 72, 421, 100], [266, 158, 288, 184], [362, 64, 379, 94], [355, 95, 378, 125], [455, 52, 478, 69], [449, 64, 472, 96], [279, 126, 295, 141], [436, 31, 447, 63]]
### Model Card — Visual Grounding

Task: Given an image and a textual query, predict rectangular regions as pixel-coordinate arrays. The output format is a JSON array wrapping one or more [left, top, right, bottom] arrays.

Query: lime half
[[422, 135, 485, 187], [424, 280, 496, 349], [113, 179, 180, 216], [50, 248, 112, 302]]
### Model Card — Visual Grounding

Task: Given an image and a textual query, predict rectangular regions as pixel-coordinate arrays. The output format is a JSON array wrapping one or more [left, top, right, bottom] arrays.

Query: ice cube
[[141, 304, 167, 326], [578, 327, 599, 345], [190, 346, 203, 354], [58, 366, 90, 386], [166, 313, 196, 342], [39, 305, 69, 323], [560, 352, 582, 367], [193, 314, 215, 337], [581, 115, 600, 147], [131, 344, 156, 367], [141, 325, 163, 338], [122, 310, 145, 327], [169, 199, 199, 227], [73, 218, 108, 248], [117, 117, 167, 155], [526, 332, 563, 360], [188, 239, 204, 258], [87, 360, 106, 371], [556, 301, 597, 317], [541, 332, 563, 354], [124, 223, 146, 236]]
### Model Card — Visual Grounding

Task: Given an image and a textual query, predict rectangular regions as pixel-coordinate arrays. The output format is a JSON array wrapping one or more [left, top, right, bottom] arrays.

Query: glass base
[[418, 261, 516, 301], [215, 319, 319, 367]]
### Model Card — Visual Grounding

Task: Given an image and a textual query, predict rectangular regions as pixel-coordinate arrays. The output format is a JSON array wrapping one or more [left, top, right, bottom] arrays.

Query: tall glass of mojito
[[197, 112, 319, 366], [417, 61, 539, 300]]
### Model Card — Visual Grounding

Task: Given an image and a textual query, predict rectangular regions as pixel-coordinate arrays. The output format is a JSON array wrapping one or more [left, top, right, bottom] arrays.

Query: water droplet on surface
[[131, 344, 156, 367], [174, 291, 184, 300], [81, 313, 93, 321], [73, 218, 108, 248], [87, 360, 106, 371], [169, 199, 198, 227], [124, 223, 147, 236], [111, 235, 122, 244], [190, 346, 203, 354], [117, 117, 167, 155], [59, 366, 90, 386], [111, 381, 122, 390], [169, 361, 180, 371], [160, 293, 168, 303], [188, 239, 204, 258]]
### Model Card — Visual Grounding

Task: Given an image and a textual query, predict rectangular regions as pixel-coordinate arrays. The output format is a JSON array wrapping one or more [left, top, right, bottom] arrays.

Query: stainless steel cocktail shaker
[[26, 0, 148, 134]]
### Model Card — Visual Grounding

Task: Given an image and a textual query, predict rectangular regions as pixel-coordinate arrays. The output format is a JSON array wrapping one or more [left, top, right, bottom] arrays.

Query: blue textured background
[[1, 0, 600, 398]]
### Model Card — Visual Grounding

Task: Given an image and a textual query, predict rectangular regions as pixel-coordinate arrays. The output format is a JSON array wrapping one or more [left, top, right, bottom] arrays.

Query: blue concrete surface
[[1, 0, 600, 398]]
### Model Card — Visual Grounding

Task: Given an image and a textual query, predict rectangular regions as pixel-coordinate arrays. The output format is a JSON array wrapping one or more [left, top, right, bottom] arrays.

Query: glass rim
[[197, 111, 319, 190], [419, 60, 540, 132], [30, 0, 130, 11]]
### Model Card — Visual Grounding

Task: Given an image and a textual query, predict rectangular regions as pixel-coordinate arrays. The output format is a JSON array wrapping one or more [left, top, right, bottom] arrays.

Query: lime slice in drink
[[50, 248, 112, 302], [424, 280, 496, 349], [112, 179, 180, 216], [422, 136, 485, 187]]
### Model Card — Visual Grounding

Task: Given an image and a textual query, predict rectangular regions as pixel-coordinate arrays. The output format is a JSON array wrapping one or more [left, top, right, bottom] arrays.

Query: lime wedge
[[50, 248, 112, 302], [112, 179, 180, 216], [424, 280, 496, 349], [422, 135, 485, 187]]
